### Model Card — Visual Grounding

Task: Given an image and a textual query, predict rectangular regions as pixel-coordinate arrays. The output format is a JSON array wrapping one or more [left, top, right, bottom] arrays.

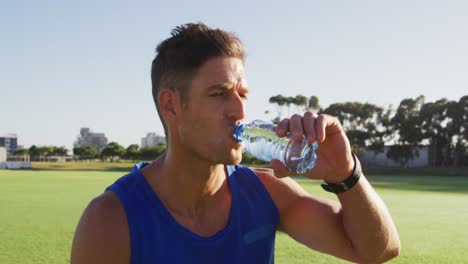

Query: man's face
[[175, 56, 248, 165]]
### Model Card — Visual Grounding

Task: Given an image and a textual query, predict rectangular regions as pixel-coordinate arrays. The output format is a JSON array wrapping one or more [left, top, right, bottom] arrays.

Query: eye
[[239, 92, 248, 100], [210, 91, 228, 97]]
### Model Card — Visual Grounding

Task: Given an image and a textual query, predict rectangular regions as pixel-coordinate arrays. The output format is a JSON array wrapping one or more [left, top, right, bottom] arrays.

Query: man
[[71, 23, 400, 263]]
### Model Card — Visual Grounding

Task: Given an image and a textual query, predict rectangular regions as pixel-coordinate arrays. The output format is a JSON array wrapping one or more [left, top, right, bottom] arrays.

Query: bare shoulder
[[71, 191, 130, 264]]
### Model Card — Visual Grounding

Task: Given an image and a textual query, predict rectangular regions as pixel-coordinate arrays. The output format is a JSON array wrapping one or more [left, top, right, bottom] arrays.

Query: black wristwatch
[[321, 153, 362, 194]]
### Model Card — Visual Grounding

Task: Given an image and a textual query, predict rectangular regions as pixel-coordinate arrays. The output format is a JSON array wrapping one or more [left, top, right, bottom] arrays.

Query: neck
[[142, 149, 229, 219]]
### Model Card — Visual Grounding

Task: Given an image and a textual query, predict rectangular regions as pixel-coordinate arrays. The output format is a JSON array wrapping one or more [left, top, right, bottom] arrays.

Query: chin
[[221, 151, 243, 165], [228, 158, 242, 165]]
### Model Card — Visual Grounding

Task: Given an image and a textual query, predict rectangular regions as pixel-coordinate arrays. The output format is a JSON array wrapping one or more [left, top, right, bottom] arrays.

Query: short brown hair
[[151, 22, 245, 137]]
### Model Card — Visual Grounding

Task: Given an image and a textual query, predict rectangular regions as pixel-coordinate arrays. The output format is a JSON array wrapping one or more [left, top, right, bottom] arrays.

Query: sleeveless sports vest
[[106, 163, 279, 264]]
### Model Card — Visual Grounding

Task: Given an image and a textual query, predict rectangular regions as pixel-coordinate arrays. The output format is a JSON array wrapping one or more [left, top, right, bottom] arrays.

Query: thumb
[[270, 159, 294, 178]]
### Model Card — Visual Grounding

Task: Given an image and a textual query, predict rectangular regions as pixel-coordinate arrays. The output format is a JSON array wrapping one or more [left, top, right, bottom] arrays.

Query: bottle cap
[[233, 124, 246, 142]]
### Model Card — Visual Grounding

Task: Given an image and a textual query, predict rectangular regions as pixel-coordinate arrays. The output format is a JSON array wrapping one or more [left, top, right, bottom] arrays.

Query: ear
[[157, 87, 180, 123]]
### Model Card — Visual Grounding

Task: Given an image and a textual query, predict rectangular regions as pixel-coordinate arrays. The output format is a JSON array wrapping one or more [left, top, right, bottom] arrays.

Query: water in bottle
[[233, 120, 318, 174]]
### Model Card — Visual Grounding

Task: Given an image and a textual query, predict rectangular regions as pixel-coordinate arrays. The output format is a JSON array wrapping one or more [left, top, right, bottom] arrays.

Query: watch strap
[[321, 153, 362, 194]]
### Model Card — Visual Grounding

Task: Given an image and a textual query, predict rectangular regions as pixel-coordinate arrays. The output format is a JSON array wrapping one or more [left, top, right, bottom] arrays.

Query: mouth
[[230, 134, 243, 145], [227, 122, 245, 147], [229, 132, 244, 148]]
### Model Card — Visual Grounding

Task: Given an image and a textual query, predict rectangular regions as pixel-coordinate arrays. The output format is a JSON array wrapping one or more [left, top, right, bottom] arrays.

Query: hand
[[270, 112, 354, 182]]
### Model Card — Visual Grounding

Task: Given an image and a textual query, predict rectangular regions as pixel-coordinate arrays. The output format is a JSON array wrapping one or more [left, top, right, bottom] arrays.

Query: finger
[[276, 118, 289, 137], [289, 114, 304, 141], [303, 111, 317, 144], [315, 114, 326, 143], [270, 159, 295, 178]]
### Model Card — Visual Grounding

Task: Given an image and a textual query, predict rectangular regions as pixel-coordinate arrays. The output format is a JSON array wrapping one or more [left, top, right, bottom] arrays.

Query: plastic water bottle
[[233, 120, 318, 174]]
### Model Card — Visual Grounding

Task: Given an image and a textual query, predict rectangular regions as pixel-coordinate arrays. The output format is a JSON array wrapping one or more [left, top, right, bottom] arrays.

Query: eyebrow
[[207, 83, 250, 93]]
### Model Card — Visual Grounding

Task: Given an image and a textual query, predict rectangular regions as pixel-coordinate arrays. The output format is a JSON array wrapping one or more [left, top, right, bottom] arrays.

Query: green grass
[[1, 168, 468, 263], [275, 176, 468, 263], [0, 170, 123, 264], [31, 161, 135, 171]]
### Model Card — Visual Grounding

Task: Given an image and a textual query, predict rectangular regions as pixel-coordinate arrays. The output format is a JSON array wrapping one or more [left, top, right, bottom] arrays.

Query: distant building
[[0, 146, 31, 169], [0, 134, 18, 156], [0, 147, 6, 162], [74, 128, 108, 152], [141, 132, 166, 148], [362, 145, 429, 168]]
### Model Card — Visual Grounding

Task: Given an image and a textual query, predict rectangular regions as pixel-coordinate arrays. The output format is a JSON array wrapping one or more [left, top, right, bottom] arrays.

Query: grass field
[[1, 166, 468, 263]]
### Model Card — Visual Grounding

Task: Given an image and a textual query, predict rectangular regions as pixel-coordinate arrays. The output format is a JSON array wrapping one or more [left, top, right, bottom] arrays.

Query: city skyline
[[12, 128, 167, 151], [2, 1, 467, 150]]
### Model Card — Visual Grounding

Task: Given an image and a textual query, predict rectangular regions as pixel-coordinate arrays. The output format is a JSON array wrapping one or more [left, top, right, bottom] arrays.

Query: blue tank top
[[106, 163, 279, 264]]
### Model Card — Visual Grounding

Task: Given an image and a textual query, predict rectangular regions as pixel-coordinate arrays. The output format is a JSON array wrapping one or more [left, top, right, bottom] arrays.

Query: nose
[[226, 92, 246, 122]]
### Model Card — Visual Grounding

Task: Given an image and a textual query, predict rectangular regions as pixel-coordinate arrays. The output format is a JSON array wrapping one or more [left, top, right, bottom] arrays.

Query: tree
[[308, 96, 320, 112], [53, 146, 68, 156], [457, 96, 468, 166], [419, 97, 468, 167], [124, 144, 141, 161], [321, 102, 386, 155], [15, 148, 29, 155], [269, 94, 312, 121], [386, 96, 425, 166], [444, 99, 463, 167], [140, 145, 166, 160], [73, 145, 99, 160], [37, 146, 54, 161], [101, 142, 126, 162], [284, 96, 294, 116], [292, 94, 308, 113], [13, 148, 29, 161], [29, 145, 40, 161], [386, 145, 416, 167], [269, 94, 288, 120]]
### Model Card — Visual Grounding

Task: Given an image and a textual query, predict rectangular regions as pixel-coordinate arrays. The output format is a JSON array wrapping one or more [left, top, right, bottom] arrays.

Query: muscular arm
[[254, 168, 400, 263], [71, 191, 130, 264], [334, 174, 400, 263], [258, 112, 400, 263]]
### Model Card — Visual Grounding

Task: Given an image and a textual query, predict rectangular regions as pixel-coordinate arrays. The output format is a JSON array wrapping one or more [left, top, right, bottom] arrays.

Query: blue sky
[[1, 0, 467, 151]]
